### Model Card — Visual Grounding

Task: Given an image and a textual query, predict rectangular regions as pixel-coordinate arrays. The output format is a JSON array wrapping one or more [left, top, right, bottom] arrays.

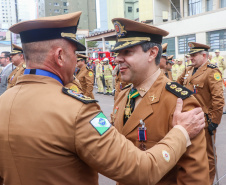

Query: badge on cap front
[[113, 21, 127, 38]]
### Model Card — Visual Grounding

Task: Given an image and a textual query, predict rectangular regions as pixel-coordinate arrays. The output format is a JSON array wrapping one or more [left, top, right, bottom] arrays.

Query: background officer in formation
[[110, 18, 209, 185], [177, 42, 225, 184], [95, 59, 104, 94], [0, 12, 206, 185], [212, 49, 226, 79], [7, 44, 26, 89], [74, 54, 94, 98], [0, 51, 15, 95], [159, 43, 168, 70], [163, 55, 174, 80], [103, 58, 113, 95]]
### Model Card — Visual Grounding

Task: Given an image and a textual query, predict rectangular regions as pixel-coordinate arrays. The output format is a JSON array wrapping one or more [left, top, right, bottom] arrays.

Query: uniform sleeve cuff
[[174, 125, 191, 147]]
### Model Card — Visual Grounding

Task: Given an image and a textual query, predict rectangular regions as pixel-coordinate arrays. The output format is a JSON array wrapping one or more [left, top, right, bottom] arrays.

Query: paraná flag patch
[[90, 112, 111, 135]]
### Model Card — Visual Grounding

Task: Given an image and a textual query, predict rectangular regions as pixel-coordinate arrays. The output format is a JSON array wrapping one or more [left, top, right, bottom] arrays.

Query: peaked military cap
[[77, 54, 88, 61], [111, 18, 169, 52], [188, 42, 210, 55], [9, 12, 86, 51], [166, 55, 174, 64], [162, 43, 168, 57], [10, 44, 23, 55]]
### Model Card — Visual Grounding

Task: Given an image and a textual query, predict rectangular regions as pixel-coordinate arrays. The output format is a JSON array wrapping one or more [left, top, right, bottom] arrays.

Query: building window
[[162, 37, 176, 56], [54, 3, 59, 6], [54, 9, 60, 13], [188, 0, 201, 16], [206, 0, 213, 11], [178, 34, 196, 54], [207, 30, 226, 52], [221, 0, 226, 7], [136, 8, 139, 12], [63, 2, 68, 6], [171, 0, 180, 20], [64, 9, 68, 13], [128, 6, 132, 12]]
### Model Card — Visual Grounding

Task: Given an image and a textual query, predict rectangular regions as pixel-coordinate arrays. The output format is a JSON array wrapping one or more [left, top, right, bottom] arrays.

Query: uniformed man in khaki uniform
[[159, 43, 168, 70], [73, 54, 94, 98], [0, 12, 206, 185], [103, 58, 113, 95], [213, 49, 226, 78], [110, 18, 209, 185], [177, 42, 225, 185], [95, 59, 104, 94], [7, 44, 26, 89], [163, 55, 173, 80]]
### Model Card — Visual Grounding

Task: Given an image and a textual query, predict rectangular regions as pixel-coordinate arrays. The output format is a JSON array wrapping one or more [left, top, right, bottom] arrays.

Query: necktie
[[124, 88, 140, 125], [192, 68, 198, 75]]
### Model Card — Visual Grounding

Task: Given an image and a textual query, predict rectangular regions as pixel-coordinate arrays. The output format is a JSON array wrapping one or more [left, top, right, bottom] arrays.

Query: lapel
[[122, 73, 165, 136], [190, 63, 208, 81]]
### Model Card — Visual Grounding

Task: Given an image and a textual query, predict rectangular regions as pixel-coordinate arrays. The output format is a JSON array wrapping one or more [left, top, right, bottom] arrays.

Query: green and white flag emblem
[[90, 112, 111, 135]]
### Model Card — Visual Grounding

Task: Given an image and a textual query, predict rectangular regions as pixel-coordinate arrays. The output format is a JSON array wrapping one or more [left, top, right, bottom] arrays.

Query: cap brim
[[110, 40, 147, 52], [10, 51, 22, 55], [64, 38, 86, 51]]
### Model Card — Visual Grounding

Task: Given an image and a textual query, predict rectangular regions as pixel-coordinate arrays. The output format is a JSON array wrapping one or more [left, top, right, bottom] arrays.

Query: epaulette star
[[165, 82, 193, 100], [62, 87, 98, 104]]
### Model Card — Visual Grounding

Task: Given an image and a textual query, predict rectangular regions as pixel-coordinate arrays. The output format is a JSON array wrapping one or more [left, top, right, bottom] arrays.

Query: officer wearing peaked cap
[[163, 55, 173, 80], [159, 43, 168, 70], [0, 12, 205, 185], [70, 53, 94, 98], [177, 42, 225, 185], [111, 18, 209, 185], [7, 44, 26, 89]]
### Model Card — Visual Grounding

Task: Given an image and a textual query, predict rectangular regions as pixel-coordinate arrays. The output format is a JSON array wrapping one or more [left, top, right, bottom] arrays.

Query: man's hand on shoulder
[[172, 98, 205, 139]]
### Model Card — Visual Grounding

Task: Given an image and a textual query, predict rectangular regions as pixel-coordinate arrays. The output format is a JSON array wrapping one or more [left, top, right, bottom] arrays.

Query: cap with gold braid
[[162, 43, 168, 57], [111, 18, 169, 52], [10, 44, 23, 55], [188, 42, 210, 55], [77, 54, 88, 61], [9, 12, 86, 51], [167, 55, 174, 64]]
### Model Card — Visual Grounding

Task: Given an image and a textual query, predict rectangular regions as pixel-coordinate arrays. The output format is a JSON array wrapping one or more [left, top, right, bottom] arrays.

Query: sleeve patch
[[88, 71, 93, 77], [62, 87, 98, 104], [165, 82, 194, 100], [207, 64, 217, 69], [90, 112, 111, 135], [214, 72, 221, 81]]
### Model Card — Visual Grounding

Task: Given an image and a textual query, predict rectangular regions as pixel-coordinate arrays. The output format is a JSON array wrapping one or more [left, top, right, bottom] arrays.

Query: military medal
[[138, 120, 147, 151], [193, 85, 197, 93]]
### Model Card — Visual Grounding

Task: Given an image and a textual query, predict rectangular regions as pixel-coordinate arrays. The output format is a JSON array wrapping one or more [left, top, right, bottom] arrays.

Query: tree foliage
[[79, 38, 98, 48]]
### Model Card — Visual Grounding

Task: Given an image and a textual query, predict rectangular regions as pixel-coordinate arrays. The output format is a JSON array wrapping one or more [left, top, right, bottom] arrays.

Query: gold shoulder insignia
[[207, 64, 217, 69], [62, 87, 98, 104], [122, 83, 132, 90], [165, 82, 193, 100], [86, 66, 90, 70]]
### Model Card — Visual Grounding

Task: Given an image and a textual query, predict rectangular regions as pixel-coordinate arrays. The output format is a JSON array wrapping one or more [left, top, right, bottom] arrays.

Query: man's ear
[[55, 48, 64, 67], [148, 46, 159, 63]]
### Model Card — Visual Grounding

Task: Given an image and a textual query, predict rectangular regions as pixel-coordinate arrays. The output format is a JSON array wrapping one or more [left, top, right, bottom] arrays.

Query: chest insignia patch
[[162, 150, 170, 162], [90, 112, 111, 135], [88, 71, 93, 77], [165, 82, 193, 100], [62, 87, 97, 104], [214, 72, 221, 81]]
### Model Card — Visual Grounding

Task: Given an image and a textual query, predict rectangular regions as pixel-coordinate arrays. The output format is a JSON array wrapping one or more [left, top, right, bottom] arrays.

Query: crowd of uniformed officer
[[0, 9, 225, 185]]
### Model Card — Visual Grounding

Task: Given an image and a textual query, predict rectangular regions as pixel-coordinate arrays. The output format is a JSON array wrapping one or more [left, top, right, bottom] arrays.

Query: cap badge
[[114, 21, 127, 38], [188, 43, 194, 48]]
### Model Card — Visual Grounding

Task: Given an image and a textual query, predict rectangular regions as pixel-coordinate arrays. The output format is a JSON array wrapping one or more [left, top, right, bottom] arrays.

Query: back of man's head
[[1, 51, 10, 58]]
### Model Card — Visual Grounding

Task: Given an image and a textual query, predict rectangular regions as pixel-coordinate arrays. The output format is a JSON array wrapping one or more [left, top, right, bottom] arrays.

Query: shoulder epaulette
[[122, 83, 132, 90], [165, 82, 193, 100], [207, 64, 217, 69], [86, 66, 90, 70], [22, 64, 26, 68], [62, 87, 98, 104]]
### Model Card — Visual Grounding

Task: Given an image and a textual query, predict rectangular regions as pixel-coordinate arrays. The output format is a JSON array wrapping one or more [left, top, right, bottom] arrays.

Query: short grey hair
[[140, 42, 162, 65], [200, 51, 209, 59]]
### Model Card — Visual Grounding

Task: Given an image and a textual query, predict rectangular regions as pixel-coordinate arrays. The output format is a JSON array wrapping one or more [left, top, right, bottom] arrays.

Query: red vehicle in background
[[89, 51, 116, 68]]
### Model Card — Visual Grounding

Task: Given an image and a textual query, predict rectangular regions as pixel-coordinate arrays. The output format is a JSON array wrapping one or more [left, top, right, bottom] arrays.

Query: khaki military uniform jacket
[[7, 62, 26, 89], [112, 73, 209, 185], [76, 65, 94, 98], [0, 74, 190, 185], [161, 69, 173, 81], [177, 62, 224, 125]]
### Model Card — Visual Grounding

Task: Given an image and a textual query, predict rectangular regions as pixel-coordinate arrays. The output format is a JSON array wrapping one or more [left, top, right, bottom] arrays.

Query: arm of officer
[[74, 100, 204, 185], [84, 69, 94, 97], [208, 68, 224, 124], [170, 97, 209, 185], [176, 70, 185, 85]]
